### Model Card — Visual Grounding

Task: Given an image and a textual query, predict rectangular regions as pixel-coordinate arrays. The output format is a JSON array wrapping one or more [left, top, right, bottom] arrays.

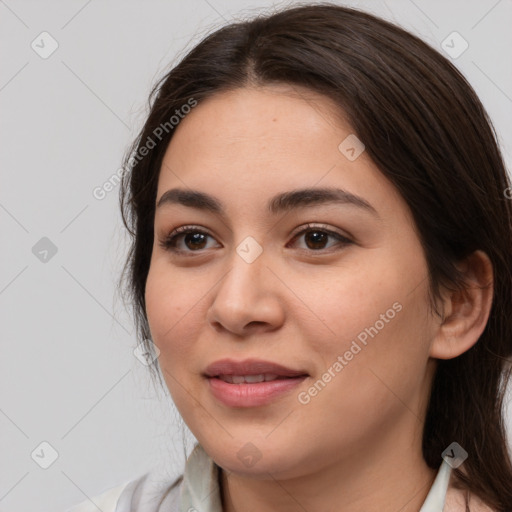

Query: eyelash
[[158, 223, 353, 254]]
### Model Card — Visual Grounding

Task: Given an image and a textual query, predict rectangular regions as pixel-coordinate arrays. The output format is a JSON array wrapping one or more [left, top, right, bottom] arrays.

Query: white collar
[[419, 457, 453, 511]]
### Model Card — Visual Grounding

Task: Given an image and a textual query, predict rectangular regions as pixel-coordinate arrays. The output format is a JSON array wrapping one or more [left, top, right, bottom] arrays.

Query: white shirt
[[65, 442, 454, 512]]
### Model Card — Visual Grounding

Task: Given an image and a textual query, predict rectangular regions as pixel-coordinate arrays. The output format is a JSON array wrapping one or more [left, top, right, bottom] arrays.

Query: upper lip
[[204, 358, 309, 378]]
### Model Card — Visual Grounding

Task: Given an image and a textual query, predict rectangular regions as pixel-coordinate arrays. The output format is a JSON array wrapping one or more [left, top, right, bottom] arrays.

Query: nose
[[206, 249, 286, 337]]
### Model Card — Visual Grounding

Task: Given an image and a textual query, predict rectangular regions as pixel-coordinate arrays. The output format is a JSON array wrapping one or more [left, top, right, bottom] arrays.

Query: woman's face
[[145, 85, 439, 477]]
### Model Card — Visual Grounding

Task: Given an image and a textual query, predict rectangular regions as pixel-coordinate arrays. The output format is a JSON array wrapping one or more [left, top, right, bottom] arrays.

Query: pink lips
[[204, 358, 309, 407], [204, 358, 308, 378]]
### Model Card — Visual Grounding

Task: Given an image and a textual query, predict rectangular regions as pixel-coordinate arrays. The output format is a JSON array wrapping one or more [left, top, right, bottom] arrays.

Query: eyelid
[[288, 222, 351, 241], [158, 224, 217, 251]]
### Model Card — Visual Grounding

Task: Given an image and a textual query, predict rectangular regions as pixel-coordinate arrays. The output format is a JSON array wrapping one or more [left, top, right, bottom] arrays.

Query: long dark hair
[[118, 3, 512, 509]]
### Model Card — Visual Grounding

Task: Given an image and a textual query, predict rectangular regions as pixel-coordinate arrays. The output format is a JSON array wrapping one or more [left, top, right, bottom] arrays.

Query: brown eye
[[304, 229, 329, 250], [158, 223, 352, 255], [288, 224, 353, 252], [182, 232, 208, 250], [159, 227, 219, 253]]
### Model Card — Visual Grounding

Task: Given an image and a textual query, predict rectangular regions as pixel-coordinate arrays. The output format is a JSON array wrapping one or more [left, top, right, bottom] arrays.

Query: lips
[[203, 358, 309, 379], [204, 358, 309, 407]]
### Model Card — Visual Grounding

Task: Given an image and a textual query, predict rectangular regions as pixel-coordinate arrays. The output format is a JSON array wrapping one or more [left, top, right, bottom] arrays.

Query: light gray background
[[1, 1, 511, 510]]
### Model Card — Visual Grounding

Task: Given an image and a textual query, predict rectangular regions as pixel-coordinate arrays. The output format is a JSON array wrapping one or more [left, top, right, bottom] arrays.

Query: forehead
[[166, 84, 345, 150], [156, 85, 410, 226], [159, 85, 355, 185]]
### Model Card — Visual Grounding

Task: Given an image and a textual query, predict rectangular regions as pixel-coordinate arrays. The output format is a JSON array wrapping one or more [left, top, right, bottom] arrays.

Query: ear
[[429, 250, 494, 360]]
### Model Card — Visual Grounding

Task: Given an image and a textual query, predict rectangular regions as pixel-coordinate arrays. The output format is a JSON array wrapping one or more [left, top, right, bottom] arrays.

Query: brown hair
[[118, 3, 512, 509]]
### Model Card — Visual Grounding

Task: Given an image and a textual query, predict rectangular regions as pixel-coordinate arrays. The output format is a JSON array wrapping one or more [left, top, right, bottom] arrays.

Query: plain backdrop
[[1, 0, 511, 510]]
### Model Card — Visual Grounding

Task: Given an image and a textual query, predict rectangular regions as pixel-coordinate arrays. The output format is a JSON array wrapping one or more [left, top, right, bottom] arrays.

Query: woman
[[67, 2, 512, 511]]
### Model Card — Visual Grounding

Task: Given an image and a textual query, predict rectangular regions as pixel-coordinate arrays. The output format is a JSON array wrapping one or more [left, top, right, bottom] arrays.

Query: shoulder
[[64, 481, 128, 512], [64, 471, 183, 512]]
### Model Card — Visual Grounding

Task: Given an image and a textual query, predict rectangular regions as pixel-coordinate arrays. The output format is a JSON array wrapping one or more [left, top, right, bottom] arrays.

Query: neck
[[219, 417, 437, 512]]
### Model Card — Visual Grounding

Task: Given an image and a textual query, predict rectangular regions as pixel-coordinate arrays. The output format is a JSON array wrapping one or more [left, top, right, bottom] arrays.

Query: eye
[[158, 225, 219, 253], [287, 223, 353, 252], [158, 223, 353, 255]]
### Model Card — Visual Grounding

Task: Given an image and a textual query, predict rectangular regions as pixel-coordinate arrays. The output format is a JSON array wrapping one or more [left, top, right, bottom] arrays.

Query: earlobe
[[429, 250, 494, 360]]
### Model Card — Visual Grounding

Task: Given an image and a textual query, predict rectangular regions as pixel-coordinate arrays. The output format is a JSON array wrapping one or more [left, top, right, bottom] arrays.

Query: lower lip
[[206, 376, 308, 407]]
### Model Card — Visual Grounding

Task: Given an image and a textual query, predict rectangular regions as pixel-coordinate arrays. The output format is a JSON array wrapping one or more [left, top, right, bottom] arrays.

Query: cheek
[[295, 263, 402, 349], [300, 260, 430, 387], [297, 294, 430, 446], [144, 265, 209, 413], [144, 263, 205, 363]]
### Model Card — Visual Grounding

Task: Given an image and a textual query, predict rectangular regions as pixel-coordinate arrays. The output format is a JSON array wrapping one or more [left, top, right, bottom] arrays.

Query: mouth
[[203, 358, 309, 407], [212, 373, 303, 384], [203, 357, 309, 379]]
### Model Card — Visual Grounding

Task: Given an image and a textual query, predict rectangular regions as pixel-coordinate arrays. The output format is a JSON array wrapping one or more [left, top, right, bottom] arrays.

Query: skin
[[144, 84, 494, 512]]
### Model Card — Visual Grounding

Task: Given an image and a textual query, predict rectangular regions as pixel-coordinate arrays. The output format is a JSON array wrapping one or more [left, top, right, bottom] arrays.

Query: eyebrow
[[156, 187, 380, 218]]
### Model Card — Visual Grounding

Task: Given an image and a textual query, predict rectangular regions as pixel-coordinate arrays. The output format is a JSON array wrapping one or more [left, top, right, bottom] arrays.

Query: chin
[[204, 439, 302, 479]]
